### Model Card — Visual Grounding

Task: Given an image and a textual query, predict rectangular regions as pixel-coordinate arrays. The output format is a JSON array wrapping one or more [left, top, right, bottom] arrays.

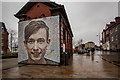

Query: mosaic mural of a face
[[18, 16, 60, 65], [24, 21, 50, 64]]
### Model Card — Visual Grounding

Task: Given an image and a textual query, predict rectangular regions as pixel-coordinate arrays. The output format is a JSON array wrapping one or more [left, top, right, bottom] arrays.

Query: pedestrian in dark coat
[[91, 48, 95, 54]]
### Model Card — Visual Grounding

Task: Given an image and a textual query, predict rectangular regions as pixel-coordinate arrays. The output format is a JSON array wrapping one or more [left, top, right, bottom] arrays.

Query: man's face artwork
[[25, 28, 49, 61]]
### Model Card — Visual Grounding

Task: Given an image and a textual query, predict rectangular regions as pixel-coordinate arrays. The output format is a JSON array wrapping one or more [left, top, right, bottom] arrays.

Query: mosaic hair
[[24, 21, 49, 42]]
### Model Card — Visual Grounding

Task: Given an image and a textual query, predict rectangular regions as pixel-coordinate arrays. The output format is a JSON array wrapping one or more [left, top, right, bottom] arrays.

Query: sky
[[0, 0, 119, 47], [61, 2, 118, 46]]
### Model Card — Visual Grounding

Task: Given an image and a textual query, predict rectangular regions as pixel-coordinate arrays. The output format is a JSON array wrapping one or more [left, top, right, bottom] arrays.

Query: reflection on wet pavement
[[2, 51, 120, 78]]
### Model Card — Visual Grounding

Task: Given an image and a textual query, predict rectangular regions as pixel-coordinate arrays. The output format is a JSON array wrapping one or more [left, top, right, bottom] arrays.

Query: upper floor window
[[116, 35, 118, 41], [116, 27, 117, 32], [111, 37, 113, 42], [63, 28, 65, 40], [41, 14, 45, 17], [110, 30, 112, 34], [37, 5, 40, 8], [67, 31, 69, 43]]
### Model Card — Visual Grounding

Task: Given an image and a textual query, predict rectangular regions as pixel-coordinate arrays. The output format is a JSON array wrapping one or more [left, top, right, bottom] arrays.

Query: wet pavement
[[2, 51, 120, 78], [100, 51, 120, 66]]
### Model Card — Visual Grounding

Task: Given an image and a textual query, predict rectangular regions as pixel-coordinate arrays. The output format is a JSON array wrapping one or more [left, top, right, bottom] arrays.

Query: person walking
[[91, 48, 95, 55]]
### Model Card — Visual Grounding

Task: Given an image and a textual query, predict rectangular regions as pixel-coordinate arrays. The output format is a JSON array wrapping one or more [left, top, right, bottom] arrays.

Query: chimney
[[115, 17, 120, 24]]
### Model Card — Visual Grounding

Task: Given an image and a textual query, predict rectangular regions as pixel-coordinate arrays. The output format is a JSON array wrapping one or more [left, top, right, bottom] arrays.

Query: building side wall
[[102, 28, 110, 50], [52, 11, 73, 64], [102, 32, 105, 44], [2, 30, 8, 54], [102, 17, 120, 51], [60, 15, 73, 65], [26, 3, 51, 19], [110, 25, 119, 51], [117, 24, 120, 50], [0, 26, 1, 54], [17, 2, 73, 65]]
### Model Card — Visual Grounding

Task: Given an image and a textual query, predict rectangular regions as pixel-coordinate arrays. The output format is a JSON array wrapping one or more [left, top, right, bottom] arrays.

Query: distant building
[[14, 1, 73, 65], [110, 17, 120, 51], [102, 17, 120, 51], [0, 22, 9, 54], [102, 24, 110, 50], [85, 42, 95, 49], [78, 44, 85, 51]]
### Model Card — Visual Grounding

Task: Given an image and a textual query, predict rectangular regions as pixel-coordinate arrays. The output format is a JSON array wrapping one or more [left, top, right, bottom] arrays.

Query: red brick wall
[[26, 3, 51, 19], [17, 2, 73, 65], [2, 31, 8, 54]]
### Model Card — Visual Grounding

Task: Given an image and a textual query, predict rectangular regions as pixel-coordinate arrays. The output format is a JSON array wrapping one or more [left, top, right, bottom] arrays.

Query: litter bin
[[65, 52, 68, 65]]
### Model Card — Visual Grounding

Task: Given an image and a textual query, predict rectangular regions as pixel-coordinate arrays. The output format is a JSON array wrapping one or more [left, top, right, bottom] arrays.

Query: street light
[[97, 32, 100, 47]]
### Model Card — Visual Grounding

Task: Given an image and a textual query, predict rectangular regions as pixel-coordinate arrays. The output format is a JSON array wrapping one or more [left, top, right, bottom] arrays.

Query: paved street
[[2, 51, 120, 78], [100, 51, 120, 66]]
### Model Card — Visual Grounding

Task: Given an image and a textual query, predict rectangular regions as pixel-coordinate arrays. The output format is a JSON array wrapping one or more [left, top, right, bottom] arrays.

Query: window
[[116, 35, 118, 41], [1, 43, 3, 46], [110, 30, 112, 34], [67, 31, 69, 43], [1, 37, 3, 40], [41, 14, 45, 17], [37, 5, 40, 7], [111, 37, 113, 42], [116, 27, 117, 32], [63, 28, 65, 40]]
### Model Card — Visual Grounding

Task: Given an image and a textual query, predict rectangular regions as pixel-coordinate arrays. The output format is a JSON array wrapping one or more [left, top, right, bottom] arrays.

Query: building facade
[[102, 24, 110, 50], [78, 44, 85, 51], [102, 17, 120, 51], [85, 42, 95, 49], [15, 1, 73, 65], [0, 22, 9, 54], [110, 17, 120, 51]]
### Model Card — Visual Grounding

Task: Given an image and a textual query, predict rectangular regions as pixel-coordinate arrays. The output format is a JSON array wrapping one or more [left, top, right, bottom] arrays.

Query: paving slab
[[1, 51, 120, 78]]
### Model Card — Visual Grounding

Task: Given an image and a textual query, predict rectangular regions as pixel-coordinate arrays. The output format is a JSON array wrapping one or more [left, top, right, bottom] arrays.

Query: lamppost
[[97, 32, 101, 47]]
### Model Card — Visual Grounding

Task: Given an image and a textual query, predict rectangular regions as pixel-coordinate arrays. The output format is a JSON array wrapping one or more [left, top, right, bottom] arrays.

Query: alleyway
[[2, 51, 120, 78]]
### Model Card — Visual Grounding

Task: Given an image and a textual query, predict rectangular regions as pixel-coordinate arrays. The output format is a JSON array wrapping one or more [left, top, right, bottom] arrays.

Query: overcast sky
[[1, 0, 119, 46]]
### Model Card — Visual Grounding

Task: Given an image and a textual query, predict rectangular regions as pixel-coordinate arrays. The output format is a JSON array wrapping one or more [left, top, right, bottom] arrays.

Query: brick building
[[102, 17, 120, 51], [85, 42, 95, 50], [110, 17, 120, 51], [15, 1, 73, 65], [102, 24, 110, 50], [0, 22, 9, 54]]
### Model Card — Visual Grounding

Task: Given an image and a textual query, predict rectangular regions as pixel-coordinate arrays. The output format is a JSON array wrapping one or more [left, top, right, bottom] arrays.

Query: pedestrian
[[91, 48, 95, 55], [86, 48, 90, 56], [88, 48, 90, 53]]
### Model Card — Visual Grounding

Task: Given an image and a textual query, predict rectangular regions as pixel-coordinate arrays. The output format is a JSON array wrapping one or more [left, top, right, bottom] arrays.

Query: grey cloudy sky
[[61, 2, 118, 45], [1, 1, 118, 46]]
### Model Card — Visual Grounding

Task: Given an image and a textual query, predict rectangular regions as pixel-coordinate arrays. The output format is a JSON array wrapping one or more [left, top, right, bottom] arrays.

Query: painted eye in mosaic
[[37, 38, 45, 44], [27, 39, 35, 44]]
